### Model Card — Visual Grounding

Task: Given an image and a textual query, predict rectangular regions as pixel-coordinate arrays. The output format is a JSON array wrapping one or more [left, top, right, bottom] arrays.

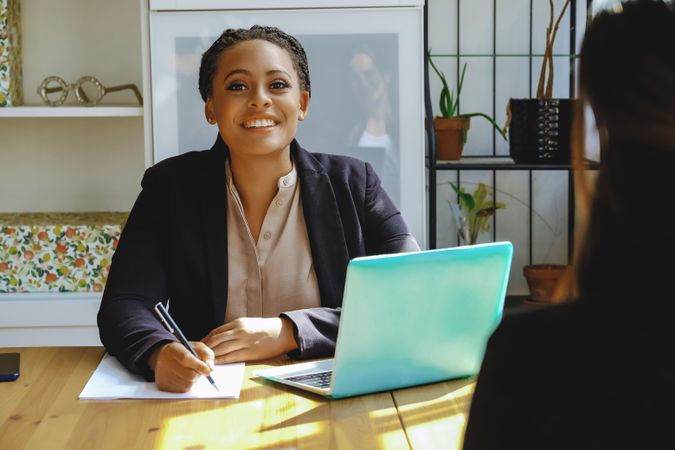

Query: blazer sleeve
[[281, 306, 341, 359], [281, 161, 419, 359], [97, 165, 176, 381]]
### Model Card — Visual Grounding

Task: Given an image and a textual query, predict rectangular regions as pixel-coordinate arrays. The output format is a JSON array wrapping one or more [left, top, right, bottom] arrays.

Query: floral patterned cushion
[[0, 212, 128, 293]]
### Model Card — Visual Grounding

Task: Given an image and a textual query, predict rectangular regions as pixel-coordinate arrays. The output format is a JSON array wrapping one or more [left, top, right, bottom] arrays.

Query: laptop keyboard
[[285, 370, 333, 389]]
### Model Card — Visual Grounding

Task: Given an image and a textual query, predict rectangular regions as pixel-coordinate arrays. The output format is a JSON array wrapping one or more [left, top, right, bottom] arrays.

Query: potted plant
[[428, 50, 506, 160], [507, 0, 575, 164], [448, 180, 569, 301], [449, 182, 505, 245], [523, 263, 570, 304]]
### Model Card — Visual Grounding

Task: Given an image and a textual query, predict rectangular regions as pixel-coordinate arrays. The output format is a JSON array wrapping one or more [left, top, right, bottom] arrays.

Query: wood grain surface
[[0, 347, 472, 449]]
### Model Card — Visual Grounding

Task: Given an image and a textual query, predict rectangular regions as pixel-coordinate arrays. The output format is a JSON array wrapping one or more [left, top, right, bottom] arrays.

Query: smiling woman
[[97, 25, 419, 394], [203, 39, 309, 166], [202, 38, 310, 243]]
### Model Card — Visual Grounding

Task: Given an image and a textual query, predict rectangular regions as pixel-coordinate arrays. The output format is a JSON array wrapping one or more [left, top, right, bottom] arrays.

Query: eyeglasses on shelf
[[37, 76, 143, 106]]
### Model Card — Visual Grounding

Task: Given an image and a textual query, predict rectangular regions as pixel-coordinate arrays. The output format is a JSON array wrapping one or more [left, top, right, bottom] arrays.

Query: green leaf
[[439, 89, 449, 118], [474, 183, 488, 206], [458, 112, 508, 141], [428, 49, 456, 119], [449, 182, 475, 210], [446, 91, 455, 117], [455, 63, 468, 114]]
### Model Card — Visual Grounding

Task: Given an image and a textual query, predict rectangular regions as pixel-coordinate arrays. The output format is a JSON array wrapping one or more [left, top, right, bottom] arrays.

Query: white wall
[[0, 0, 145, 213]]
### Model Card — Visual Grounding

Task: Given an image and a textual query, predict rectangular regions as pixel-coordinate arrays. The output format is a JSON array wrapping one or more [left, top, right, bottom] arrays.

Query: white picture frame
[[148, 6, 426, 246]]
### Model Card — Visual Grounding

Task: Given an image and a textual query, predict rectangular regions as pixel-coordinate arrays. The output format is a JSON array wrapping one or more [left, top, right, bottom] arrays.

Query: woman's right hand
[[147, 341, 215, 393]]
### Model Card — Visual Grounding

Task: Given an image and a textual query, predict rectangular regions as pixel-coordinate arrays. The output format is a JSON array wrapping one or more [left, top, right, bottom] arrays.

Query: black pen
[[153, 302, 219, 391]]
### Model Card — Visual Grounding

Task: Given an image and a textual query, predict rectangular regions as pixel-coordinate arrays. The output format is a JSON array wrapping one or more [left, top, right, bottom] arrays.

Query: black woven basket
[[508, 98, 575, 164]]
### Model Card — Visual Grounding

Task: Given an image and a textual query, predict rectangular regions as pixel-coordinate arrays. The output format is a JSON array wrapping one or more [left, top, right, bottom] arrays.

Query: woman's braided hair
[[198, 25, 311, 102]]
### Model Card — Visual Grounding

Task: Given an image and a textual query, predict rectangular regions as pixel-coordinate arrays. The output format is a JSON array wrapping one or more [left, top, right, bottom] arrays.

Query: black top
[[463, 299, 675, 450], [97, 137, 418, 380]]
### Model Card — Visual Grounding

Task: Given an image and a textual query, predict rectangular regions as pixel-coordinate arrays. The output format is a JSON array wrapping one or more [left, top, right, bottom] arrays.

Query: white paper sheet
[[79, 353, 245, 400]]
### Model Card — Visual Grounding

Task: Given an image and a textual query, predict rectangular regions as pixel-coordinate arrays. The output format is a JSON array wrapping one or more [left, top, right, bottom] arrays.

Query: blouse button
[[275, 199, 283, 207], [263, 231, 272, 240], [282, 178, 289, 186]]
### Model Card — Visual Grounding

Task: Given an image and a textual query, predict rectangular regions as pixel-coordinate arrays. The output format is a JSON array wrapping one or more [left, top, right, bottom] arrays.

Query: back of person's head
[[579, 0, 675, 148], [198, 25, 311, 102], [570, 1, 675, 302]]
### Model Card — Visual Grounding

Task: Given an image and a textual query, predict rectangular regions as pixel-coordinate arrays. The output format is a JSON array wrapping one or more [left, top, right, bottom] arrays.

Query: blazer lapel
[[201, 136, 229, 326], [293, 141, 350, 308]]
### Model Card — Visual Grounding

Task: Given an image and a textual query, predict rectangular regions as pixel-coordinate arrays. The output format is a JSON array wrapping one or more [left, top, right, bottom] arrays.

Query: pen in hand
[[153, 302, 219, 392]]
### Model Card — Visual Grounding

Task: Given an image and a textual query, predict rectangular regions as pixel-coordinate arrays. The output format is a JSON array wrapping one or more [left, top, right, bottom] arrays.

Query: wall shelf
[[429, 53, 579, 58], [429, 154, 600, 265], [0, 106, 144, 118], [432, 157, 599, 171]]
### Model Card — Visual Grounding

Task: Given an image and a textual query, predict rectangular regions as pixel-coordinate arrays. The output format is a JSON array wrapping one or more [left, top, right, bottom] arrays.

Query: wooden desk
[[0, 348, 474, 449]]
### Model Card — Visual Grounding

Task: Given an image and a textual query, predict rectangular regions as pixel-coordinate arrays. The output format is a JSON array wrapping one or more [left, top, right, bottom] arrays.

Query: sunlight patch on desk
[[155, 401, 323, 450], [260, 383, 325, 446], [393, 382, 475, 450], [396, 383, 474, 422], [368, 404, 412, 449], [155, 372, 410, 449], [257, 392, 405, 448], [156, 403, 256, 449]]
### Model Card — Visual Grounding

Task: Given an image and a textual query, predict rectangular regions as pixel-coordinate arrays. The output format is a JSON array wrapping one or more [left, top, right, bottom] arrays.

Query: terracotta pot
[[523, 264, 569, 303], [433, 117, 470, 161]]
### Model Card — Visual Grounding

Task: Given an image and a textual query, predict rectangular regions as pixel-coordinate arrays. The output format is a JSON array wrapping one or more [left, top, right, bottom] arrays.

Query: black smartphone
[[0, 352, 20, 382]]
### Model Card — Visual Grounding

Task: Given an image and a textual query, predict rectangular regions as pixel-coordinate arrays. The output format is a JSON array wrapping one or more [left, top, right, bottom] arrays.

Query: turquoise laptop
[[255, 242, 513, 398]]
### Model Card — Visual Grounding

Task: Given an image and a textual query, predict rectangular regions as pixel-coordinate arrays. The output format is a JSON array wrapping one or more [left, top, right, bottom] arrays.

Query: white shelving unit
[[0, 106, 144, 118], [1, 0, 427, 347], [0, 0, 146, 347]]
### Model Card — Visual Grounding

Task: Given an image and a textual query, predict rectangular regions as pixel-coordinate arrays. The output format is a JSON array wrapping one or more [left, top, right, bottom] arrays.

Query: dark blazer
[[462, 300, 675, 450], [98, 137, 418, 380]]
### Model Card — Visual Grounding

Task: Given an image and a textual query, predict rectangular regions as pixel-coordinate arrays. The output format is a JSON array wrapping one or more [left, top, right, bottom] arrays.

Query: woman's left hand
[[202, 317, 298, 364]]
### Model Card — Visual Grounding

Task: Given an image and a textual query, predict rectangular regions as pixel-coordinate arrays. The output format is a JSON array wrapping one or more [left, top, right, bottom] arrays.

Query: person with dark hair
[[97, 25, 418, 392], [462, 1, 675, 448]]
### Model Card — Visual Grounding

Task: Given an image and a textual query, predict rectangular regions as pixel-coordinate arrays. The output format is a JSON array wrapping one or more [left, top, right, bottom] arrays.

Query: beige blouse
[[224, 161, 321, 323]]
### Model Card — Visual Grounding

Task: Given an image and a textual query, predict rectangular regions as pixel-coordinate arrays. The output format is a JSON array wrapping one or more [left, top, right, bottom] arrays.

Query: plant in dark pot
[[507, 0, 575, 164], [428, 50, 506, 160]]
